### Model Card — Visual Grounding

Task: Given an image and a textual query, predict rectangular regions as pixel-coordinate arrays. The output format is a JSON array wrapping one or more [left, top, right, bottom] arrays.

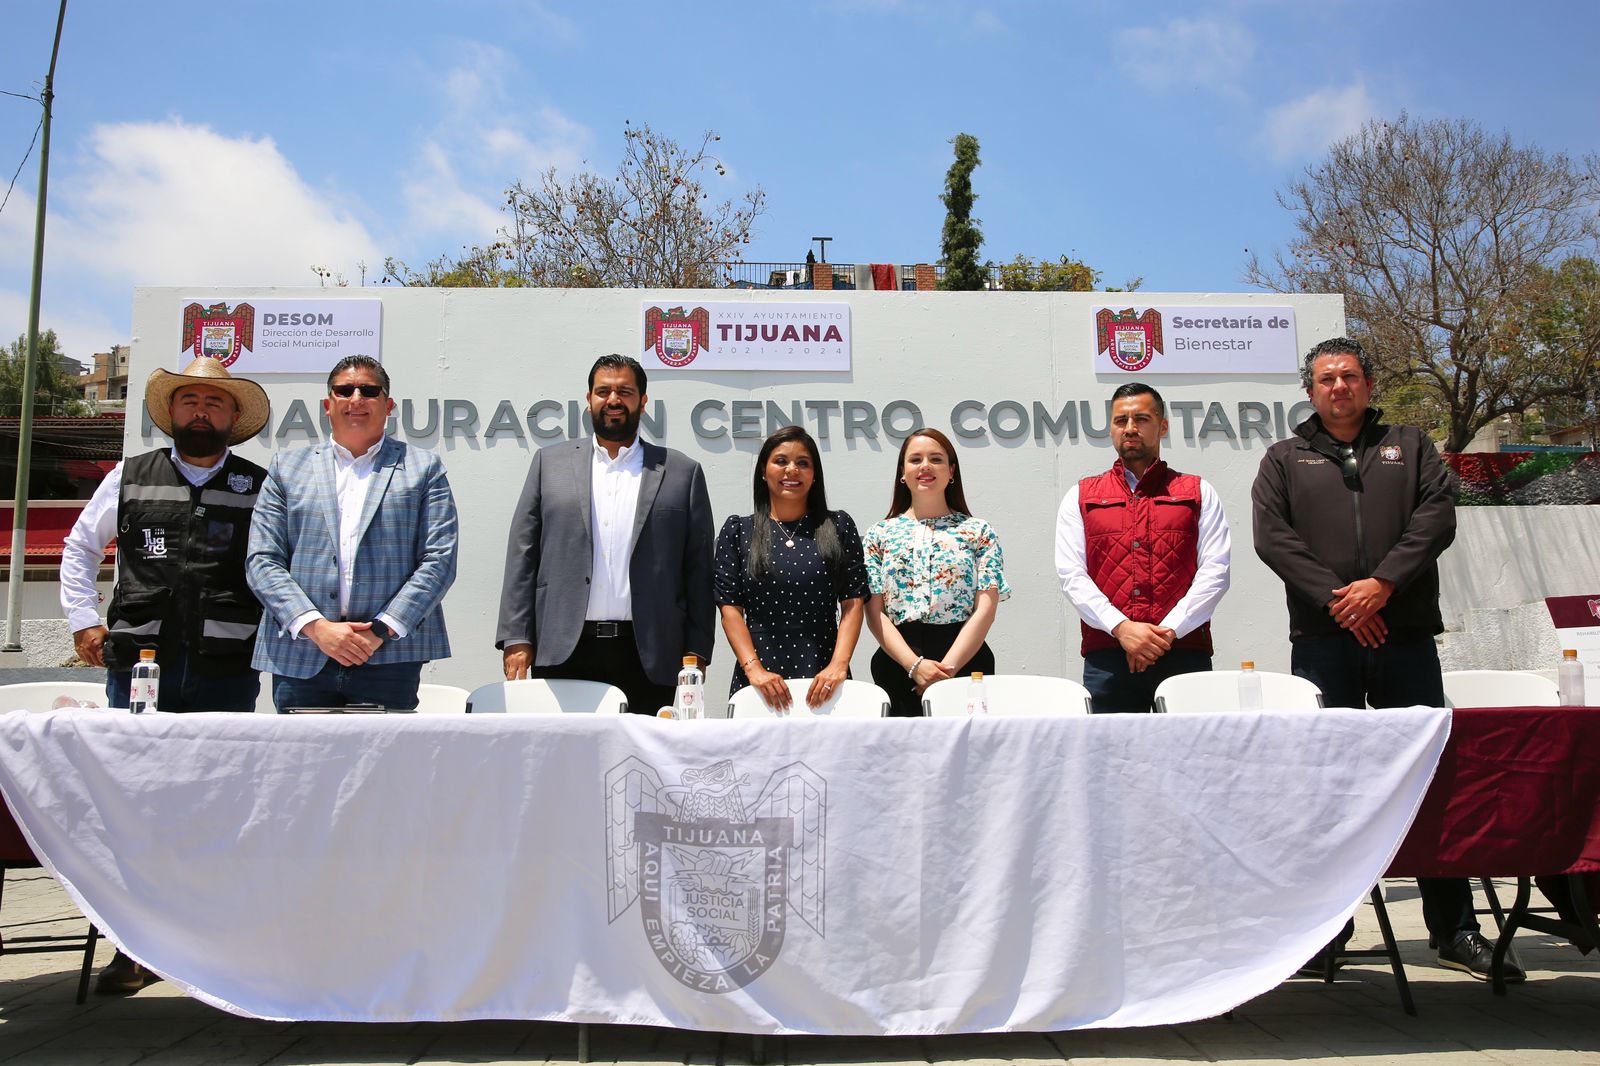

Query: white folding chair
[[1154, 670, 1324, 712], [922, 674, 1092, 716], [413, 683, 470, 714], [465, 678, 627, 714], [727, 678, 889, 719], [1441, 670, 1559, 708], [0, 681, 109, 711]]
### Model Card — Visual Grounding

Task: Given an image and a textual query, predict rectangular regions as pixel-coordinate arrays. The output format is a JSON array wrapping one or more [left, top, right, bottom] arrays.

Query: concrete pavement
[[2, 871, 1596, 1065]]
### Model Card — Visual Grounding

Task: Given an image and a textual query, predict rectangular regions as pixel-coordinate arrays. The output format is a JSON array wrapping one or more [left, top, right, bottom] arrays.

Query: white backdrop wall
[[129, 288, 1344, 696]]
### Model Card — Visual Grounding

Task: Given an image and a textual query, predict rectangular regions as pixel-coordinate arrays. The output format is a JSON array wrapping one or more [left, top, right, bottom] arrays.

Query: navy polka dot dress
[[714, 511, 870, 696]]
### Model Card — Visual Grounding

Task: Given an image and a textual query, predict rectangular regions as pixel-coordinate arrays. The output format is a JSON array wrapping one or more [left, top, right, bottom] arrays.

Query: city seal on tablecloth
[[604, 756, 826, 993]]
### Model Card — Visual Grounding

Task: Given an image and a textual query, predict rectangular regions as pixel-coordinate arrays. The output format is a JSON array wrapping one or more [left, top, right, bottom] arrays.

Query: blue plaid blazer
[[247, 436, 458, 679]]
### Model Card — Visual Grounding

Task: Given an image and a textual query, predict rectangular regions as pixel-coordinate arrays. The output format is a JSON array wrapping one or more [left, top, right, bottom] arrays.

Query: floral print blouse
[[863, 512, 1011, 625]]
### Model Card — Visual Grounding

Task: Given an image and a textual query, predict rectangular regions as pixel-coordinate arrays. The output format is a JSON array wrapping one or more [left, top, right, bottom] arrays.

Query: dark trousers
[[870, 619, 994, 717], [107, 643, 259, 712], [1082, 646, 1212, 714], [272, 659, 423, 712], [534, 623, 674, 716], [1292, 632, 1478, 943]]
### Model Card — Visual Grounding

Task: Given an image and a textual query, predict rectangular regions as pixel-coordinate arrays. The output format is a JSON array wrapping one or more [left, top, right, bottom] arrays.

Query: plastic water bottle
[[966, 671, 989, 715], [129, 649, 160, 714], [1558, 649, 1586, 706], [1237, 660, 1263, 711], [674, 656, 705, 720]]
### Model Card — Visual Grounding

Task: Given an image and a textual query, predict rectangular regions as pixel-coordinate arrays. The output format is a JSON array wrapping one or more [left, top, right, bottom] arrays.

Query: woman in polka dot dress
[[714, 427, 869, 711]]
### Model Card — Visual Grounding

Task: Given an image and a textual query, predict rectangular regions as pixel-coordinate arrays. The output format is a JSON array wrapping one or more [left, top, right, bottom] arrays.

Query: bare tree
[[1246, 113, 1600, 450], [498, 122, 765, 288], [381, 123, 764, 289]]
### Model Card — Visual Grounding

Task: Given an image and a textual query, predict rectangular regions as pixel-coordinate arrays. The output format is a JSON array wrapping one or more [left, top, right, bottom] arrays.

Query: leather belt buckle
[[593, 621, 621, 638]]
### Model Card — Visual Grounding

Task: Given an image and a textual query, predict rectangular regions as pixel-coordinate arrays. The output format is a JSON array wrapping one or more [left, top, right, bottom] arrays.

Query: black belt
[[582, 620, 632, 638]]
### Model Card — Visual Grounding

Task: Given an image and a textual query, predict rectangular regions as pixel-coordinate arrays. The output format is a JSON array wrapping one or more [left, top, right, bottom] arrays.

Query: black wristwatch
[[370, 619, 396, 641]]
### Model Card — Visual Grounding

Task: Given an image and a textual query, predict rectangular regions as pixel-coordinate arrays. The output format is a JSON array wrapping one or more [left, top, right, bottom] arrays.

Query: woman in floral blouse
[[863, 428, 1010, 716]]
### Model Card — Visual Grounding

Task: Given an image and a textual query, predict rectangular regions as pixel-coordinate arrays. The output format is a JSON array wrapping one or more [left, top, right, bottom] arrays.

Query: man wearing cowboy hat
[[61, 355, 270, 713], [59, 354, 270, 994]]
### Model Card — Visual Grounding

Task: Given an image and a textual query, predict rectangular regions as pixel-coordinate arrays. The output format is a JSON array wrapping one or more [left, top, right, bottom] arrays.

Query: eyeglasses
[[330, 384, 385, 399], [1337, 444, 1362, 491]]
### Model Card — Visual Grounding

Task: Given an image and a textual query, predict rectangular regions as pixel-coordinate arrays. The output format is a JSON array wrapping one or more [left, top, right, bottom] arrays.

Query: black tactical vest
[[103, 450, 267, 673]]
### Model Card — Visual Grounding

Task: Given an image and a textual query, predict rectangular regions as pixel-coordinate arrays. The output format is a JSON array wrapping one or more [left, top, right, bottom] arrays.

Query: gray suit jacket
[[495, 438, 715, 683]]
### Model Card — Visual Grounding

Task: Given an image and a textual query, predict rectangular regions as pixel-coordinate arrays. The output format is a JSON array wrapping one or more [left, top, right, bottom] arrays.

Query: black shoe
[[1437, 931, 1526, 983], [94, 950, 161, 995]]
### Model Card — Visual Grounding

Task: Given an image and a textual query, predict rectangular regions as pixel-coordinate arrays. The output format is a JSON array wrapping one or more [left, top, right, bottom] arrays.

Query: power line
[[0, 116, 43, 217], [0, 89, 41, 102]]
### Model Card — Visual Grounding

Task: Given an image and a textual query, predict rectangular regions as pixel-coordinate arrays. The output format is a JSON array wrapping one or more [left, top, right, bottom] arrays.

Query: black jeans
[[1292, 632, 1478, 943]]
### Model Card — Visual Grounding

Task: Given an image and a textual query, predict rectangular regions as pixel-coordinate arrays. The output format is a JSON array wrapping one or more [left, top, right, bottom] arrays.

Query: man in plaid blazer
[[247, 356, 459, 710]]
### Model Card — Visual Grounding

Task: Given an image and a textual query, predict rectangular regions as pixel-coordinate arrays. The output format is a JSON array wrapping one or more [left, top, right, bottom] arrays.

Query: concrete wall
[[1436, 506, 1600, 676], [122, 287, 1348, 695]]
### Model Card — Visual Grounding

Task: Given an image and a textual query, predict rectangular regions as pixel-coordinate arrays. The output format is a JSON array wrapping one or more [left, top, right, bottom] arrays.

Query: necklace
[[773, 517, 799, 548]]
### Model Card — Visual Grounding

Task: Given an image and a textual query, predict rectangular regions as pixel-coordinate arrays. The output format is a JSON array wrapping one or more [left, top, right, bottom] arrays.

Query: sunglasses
[[330, 384, 385, 399], [1336, 444, 1362, 491]]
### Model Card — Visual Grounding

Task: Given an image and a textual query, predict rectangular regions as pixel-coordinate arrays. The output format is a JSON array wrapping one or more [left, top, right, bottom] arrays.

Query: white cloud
[[1259, 83, 1377, 164], [401, 141, 507, 238], [46, 120, 380, 289], [1115, 17, 1255, 96], [400, 47, 592, 243]]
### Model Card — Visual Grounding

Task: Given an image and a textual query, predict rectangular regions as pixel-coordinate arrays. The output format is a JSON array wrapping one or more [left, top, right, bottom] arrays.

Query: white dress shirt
[[1054, 468, 1231, 639], [288, 437, 406, 639], [587, 436, 643, 621], [59, 449, 235, 633]]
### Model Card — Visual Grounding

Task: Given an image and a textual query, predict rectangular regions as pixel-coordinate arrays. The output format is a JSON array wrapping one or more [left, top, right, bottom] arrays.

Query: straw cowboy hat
[[144, 356, 270, 445]]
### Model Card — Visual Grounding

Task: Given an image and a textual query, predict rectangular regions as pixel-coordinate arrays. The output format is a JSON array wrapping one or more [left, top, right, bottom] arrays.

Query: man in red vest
[[1055, 383, 1232, 712]]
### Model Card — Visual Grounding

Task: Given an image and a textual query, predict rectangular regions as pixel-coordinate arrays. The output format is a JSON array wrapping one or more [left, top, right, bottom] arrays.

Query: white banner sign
[[178, 298, 383, 375], [1092, 305, 1298, 375], [1546, 595, 1600, 691], [641, 301, 851, 371]]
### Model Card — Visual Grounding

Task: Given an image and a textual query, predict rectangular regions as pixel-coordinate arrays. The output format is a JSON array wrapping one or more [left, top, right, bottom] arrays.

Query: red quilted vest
[[1078, 459, 1212, 655]]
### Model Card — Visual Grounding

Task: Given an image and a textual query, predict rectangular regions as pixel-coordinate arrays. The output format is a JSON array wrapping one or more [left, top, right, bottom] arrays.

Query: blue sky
[[2, 0, 1596, 365]]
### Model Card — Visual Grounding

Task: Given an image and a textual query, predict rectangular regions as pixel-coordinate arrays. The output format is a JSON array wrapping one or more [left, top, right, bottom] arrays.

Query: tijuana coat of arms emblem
[[604, 756, 826, 993], [1095, 307, 1164, 372], [643, 305, 711, 367], [181, 302, 256, 367]]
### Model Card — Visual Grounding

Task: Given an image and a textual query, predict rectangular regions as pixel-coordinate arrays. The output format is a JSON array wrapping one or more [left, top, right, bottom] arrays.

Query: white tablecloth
[[0, 707, 1449, 1033]]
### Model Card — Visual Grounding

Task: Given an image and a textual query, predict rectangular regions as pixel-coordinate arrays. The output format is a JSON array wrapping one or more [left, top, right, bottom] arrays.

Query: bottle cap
[[971, 671, 984, 680], [1240, 660, 1255, 670], [139, 649, 157, 661], [1564, 649, 1579, 659], [682, 655, 697, 667]]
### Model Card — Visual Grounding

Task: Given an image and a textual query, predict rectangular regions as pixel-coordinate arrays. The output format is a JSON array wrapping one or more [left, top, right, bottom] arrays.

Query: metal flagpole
[[4, 0, 70, 651]]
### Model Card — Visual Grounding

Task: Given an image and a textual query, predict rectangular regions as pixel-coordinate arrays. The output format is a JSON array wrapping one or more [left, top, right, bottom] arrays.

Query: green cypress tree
[[939, 133, 986, 291]]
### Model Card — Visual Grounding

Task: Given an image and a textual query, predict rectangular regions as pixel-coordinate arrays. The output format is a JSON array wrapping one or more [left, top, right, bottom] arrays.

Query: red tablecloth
[[1389, 706, 1600, 878], [1, 796, 34, 865]]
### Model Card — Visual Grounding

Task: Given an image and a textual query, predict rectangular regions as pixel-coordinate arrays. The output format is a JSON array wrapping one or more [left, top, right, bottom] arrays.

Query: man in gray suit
[[248, 355, 458, 711], [496, 354, 714, 714]]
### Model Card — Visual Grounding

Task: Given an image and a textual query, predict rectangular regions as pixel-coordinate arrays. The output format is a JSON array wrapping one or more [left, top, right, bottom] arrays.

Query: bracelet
[[907, 655, 925, 679], [741, 655, 759, 670]]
